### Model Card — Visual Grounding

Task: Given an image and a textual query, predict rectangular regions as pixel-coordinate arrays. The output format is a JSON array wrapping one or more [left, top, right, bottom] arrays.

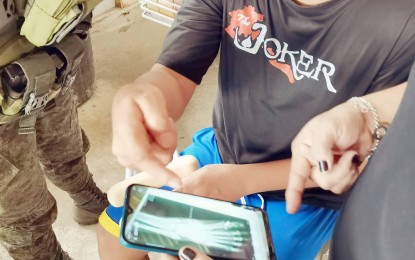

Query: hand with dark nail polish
[[178, 246, 212, 260], [286, 99, 376, 214], [179, 247, 197, 260], [318, 160, 329, 172]]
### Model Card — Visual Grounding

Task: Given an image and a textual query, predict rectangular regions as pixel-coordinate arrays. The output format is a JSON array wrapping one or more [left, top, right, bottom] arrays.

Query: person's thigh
[[97, 224, 149, 260], [243, 195, 339, 260]]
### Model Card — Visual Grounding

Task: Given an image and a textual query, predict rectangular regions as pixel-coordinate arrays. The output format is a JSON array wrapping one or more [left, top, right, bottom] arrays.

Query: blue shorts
[[99, 127, 339, 260]]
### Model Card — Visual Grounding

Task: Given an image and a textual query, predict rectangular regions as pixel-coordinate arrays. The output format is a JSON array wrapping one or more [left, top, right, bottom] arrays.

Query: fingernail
[[179, 247, 197, 260], [318, 160, 329, 173], [351, 154, 361, 171], [352, 154, 360, 165]]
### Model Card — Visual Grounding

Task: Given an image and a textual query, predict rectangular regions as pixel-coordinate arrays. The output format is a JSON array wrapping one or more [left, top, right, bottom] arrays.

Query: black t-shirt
[[331, 62, 415, 259], [158, 0, 415, 208]]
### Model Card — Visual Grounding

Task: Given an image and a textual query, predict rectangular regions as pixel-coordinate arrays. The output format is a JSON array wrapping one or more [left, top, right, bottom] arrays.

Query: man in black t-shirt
[[99, 0, 415, 259]]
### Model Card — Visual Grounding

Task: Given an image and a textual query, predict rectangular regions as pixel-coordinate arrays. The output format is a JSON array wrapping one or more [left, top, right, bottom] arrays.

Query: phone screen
[[121, 184, 275, 260]]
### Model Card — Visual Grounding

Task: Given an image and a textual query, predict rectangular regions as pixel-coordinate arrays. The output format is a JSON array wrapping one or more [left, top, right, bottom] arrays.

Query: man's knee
[[97, 223, 149, 260]]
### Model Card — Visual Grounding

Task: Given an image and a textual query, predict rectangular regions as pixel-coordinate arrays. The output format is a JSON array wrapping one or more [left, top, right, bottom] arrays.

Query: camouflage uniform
[[0, 11, 107, 260]]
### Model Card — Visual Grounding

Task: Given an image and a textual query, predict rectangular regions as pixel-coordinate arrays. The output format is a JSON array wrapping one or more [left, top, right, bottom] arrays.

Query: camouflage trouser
[[0, 37, 95, 260]]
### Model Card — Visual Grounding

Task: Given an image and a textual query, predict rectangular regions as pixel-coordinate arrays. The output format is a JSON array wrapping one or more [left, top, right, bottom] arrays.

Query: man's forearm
[[364, 82, 407, 125], [133, 64, 196, 120], [232, 159, 317, 195]]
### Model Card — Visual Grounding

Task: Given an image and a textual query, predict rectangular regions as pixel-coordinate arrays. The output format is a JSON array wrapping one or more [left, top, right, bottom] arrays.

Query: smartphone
[[120, 184, 276, 260]]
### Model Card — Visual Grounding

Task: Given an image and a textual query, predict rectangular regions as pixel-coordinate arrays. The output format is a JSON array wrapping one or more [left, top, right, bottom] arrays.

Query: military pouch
[[0, 33, 86, 134], [48, 33, 86, 92], [20, 0, 102, 47], [0, 51, 56, 133]]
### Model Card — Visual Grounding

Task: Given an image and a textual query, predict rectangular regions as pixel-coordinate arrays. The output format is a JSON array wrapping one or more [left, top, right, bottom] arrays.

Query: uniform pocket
[[0, 155, 19, 193]]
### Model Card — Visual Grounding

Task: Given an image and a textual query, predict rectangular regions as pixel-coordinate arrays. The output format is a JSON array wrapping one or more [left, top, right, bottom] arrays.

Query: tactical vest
[[0, 0, 101, 133], [1, 0, 101, 66]]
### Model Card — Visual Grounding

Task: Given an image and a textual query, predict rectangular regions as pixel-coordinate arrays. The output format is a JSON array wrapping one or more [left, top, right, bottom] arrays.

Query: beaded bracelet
[[349, 97, 388, 159]]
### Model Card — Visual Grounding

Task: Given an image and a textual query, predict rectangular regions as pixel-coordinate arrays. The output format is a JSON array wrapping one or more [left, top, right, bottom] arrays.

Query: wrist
[[232, 164, 254, 196], [223, 164, 259, 196], [348, 97, 389, 159]]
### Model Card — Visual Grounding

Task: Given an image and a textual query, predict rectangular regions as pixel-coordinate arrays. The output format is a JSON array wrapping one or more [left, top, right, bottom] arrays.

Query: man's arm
[[229, 159, 317, 194], [111, 0, 222, 183], [128, 64, 197, 120], [175, 158, 317, 202], [111, 64, 196, 185], [364, 82, 406, 125]]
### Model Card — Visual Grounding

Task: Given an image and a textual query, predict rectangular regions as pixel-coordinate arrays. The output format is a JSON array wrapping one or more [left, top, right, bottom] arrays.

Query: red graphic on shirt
[[225, 6, 295, 84], [267, 48, 295, 84], [225, 6, 263, 40]]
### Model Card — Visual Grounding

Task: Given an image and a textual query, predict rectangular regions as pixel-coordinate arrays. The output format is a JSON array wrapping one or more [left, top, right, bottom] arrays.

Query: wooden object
[[140, 0, 181, 27], [115, 0, 137, 8]]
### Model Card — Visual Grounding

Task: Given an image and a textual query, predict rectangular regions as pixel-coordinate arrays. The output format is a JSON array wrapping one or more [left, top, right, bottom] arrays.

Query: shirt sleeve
[[157, 0, 223, 84], [367, 10, 415, 92]]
